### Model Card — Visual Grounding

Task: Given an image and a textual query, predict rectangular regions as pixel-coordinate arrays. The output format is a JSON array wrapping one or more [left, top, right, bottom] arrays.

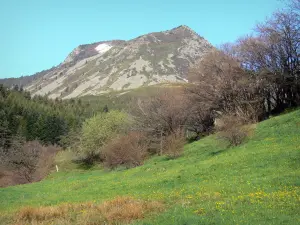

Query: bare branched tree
[[8, 139, 40, 182], [133, 89, 189, 137], [0, 138, 58, 184], [218, 4, 300, 114], [288, 0, 300, 11], [187, 50, 264, 122]]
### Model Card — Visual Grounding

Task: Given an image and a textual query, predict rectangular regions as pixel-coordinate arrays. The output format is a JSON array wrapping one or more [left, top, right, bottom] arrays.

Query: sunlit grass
[[1, 109, 299, 224]]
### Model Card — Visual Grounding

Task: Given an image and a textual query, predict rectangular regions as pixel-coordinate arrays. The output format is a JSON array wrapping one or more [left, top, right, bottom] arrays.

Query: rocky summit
[[3, 25, 214, 99]]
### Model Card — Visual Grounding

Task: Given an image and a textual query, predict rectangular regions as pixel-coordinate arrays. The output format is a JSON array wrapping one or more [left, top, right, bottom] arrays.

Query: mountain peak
[[172, 25, 193, 31], [8, 26, 214, 99], [162, 25, 201, 39]]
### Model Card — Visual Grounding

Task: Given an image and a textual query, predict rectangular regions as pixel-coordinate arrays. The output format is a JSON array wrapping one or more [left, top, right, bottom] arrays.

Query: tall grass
[[17, 197, 163, 225]]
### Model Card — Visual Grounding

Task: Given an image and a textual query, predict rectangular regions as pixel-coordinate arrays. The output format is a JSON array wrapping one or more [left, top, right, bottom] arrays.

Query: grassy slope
[[80, 83, 184, 110], [1, 109, 300, 224]]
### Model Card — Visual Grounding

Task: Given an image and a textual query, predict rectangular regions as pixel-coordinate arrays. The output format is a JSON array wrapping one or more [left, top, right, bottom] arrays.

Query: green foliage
[[1, 109, 299, 224], [0, 85, 106, 146], [0, 89, 69, 145], [80, 110, 128, 158]]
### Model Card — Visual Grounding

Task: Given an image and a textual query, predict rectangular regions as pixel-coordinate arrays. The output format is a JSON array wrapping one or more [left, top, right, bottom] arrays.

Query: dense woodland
[[0, 86, 110, 185], [0, 85, 109, 147], [0, 0, 299, 187]]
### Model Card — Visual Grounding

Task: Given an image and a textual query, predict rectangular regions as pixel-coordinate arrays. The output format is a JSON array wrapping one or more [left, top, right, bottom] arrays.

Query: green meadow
[[1, 109, 299, 224]]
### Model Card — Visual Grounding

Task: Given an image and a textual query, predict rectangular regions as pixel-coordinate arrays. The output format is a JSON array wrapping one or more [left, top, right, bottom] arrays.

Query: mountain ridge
[[0, 25, 214, 99]]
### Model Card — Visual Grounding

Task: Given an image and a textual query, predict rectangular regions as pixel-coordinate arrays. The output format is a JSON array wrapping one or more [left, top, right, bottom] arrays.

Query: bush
[[80, 111, 128, 163], [163, 129, 186, 159], [33, 143, 59, 181], [0, 139, 59, 186], [103, 132, 148, 169], [215, 114, 252, 147]]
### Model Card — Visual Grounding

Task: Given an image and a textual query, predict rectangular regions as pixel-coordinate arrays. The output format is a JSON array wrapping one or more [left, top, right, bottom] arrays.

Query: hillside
[[0, 25, 213, 99], [0, 109, 299, 224]]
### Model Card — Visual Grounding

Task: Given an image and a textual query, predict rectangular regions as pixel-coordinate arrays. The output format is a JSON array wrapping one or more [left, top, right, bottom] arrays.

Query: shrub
[[215, 114, 252, 147], [33, 143, 59, 181], [163, 129, 186, 159], [80, 110, 128, 162], [132, 89, 190, 146], [0, 139, 59, 186], [187, 49, 265, 123], [103, 132, 148, 169]]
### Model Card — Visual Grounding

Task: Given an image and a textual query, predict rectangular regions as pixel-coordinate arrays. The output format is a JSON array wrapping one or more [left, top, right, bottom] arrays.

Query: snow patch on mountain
[[95, 43, 112, 54], [21, 25, 214, 99]]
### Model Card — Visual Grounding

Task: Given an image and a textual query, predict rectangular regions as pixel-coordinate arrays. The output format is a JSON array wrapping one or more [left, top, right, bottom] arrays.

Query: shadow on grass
[[210, 149, 227, 156], [209, 137, 230, 156], [72, 155, 102, 170]]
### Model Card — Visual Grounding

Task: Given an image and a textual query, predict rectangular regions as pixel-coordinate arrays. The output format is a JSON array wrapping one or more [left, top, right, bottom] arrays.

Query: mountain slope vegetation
[[0, 26, 213, 99], [0, 109, 299, 224], [0, 2, 299, 224]]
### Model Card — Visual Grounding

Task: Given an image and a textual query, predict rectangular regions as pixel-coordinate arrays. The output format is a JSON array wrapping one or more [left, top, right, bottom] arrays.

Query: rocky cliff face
[[11, 25, 214, 99]]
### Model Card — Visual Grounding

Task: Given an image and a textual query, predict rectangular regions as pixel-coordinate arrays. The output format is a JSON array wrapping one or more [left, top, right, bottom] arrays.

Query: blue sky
[[0, 0, 285, 78]]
